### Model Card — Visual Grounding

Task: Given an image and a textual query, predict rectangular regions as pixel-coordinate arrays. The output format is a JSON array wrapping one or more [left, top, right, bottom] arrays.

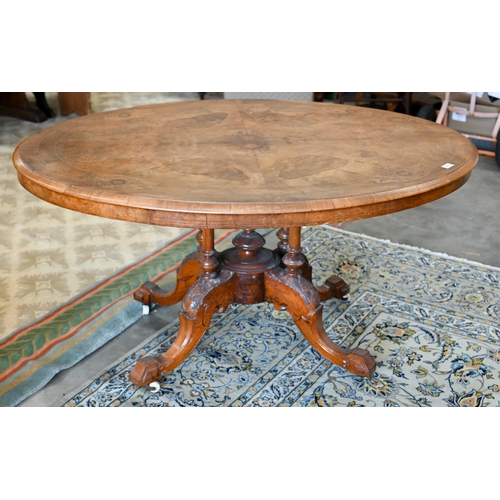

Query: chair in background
[[436, 92, 500, 166]]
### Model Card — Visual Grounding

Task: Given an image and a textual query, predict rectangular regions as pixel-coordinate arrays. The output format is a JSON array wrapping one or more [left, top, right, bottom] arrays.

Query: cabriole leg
[[129, 229, 237, 387], [265, 227, 376, 377]]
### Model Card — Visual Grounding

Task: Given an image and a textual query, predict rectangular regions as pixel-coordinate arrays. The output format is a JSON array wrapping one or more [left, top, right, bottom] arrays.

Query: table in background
[[0, 92, 90, 122]]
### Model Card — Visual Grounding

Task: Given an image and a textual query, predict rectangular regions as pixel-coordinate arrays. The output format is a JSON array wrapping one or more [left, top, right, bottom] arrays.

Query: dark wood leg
[[130, 229, 236, 387], [265, 227, 376, 377], [0, 92, 48, 122], [129, 268, 236, 387], [58, 92, 91, 116], [33, 92, 55, 118], [134, 231, 203, 312], [403, 92, 412, 115]]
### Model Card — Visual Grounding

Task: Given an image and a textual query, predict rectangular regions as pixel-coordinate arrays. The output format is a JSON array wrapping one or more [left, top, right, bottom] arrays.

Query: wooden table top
[[13, 99, 478, 229]]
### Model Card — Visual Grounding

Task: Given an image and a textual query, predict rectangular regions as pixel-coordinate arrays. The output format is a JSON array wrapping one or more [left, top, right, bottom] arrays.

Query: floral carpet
[[62, 225, 500, 407]]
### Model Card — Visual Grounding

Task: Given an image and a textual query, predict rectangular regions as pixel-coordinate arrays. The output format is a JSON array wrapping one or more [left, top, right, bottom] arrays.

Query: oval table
[[13, 99, 478, 389]]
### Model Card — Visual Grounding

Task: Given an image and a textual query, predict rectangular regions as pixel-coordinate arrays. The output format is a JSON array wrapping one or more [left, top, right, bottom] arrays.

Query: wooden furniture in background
[[0, 92, 53, 122], [58, 92, 91, 116], [201, 92, 325, 101], [0, 92, 91, 121], [13, 99, 478, 389], [335, 92, 412, 114]]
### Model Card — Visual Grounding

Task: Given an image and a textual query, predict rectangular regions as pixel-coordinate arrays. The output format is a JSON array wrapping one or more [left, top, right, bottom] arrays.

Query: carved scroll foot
[[129, 269, 236, 387], [133, 250, 201, 313], [129, 356, 162, 387], [265, 268, 376, 378], [316, 275, 350, 301]]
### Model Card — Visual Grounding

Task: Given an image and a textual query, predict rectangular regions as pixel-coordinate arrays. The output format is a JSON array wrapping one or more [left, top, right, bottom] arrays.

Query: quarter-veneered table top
[[13, 99, 478, 229]]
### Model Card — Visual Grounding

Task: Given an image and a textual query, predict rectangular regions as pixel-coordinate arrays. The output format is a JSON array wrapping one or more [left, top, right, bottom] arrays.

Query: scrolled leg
[[134, 230, 206, 313], [129, 268, 236, 387], [265, 269, 375, 377], [265, 227, 375, 378], [130, 229, 237, 387], [133, 251, 201, 313]]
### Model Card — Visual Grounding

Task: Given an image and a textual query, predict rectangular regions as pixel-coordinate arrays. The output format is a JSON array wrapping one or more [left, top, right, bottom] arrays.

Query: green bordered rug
[[0, 229, 235, 406], [60, 225, 500, 407]]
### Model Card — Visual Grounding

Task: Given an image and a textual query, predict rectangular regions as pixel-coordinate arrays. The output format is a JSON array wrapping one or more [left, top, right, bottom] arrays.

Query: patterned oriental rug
[[60, 225, 500, 407]]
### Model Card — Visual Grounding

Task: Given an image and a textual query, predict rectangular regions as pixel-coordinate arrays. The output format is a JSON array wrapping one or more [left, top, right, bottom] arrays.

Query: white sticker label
[[452, 109, 467, 122], [441, 163, 454, 169]]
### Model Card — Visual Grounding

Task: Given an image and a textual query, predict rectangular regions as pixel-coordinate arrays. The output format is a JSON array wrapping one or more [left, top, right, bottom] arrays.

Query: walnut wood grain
[[264, 268, 376, 378], [58, 92, 91, 116], [129, 268, 236, 387], [13, 99, 478, 229], [133, 250, 200, 307], [266, 226, 373, 377]]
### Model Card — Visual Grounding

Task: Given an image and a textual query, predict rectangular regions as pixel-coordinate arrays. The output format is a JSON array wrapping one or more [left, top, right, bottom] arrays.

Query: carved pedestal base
[[130, 228, 376, 388]]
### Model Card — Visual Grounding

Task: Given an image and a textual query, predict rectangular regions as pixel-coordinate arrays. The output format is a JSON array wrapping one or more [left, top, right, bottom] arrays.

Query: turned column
[[282, 227, 306, 277], [198, 228, 218, 279], [277, 227, 312, 281], [277, 228, 290, 255], [220, 229, 279, 304]]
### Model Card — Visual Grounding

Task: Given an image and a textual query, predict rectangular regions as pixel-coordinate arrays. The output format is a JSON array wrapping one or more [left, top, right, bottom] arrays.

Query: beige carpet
[[0, 92, 206, 339]]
